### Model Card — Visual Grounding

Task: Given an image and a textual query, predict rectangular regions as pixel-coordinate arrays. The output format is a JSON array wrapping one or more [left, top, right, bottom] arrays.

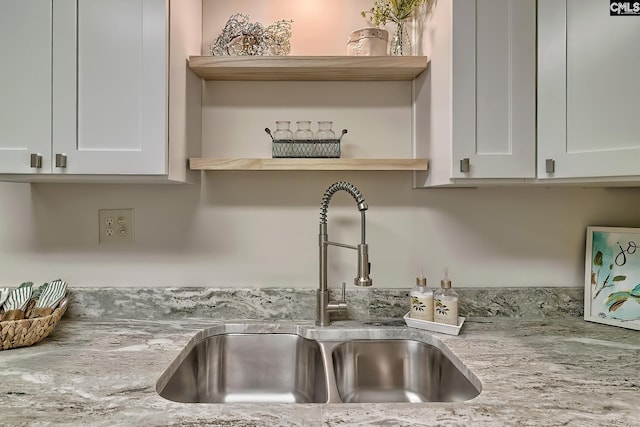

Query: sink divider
[[316, 340, 343, 403]]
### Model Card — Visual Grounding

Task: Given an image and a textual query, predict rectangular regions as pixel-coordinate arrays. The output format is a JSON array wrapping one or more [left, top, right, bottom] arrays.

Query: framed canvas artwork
[[585, 226, 640, 330]]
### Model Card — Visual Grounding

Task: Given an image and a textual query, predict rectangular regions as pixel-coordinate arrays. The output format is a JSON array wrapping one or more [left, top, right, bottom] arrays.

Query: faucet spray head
[[354, 243, 373, 287]]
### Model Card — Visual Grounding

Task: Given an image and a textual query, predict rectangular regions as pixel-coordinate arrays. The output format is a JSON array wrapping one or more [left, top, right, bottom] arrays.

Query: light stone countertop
[[0, 315, 638, 426]]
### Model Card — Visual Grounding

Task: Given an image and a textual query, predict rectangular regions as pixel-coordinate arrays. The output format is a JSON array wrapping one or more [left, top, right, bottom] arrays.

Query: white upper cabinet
[[416, 0, 536, 186], [0, 0, 201, 182], [538, 0, 640, 180], [53, 0, 166, 175], [0, 1, 52, 173]]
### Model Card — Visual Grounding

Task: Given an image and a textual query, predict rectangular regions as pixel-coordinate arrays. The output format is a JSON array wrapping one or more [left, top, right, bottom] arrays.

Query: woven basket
[[0, 296, 68, 350]]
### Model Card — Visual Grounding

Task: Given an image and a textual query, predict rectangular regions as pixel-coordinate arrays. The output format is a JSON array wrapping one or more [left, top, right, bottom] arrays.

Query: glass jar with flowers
[[361, 0, 430, 56]]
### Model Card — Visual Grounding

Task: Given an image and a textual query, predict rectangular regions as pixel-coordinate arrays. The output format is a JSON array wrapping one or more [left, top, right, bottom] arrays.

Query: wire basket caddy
[[265, 128, 347, 158]]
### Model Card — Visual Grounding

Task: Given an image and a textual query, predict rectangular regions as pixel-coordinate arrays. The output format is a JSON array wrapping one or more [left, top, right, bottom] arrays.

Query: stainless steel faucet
[[317, 181, 373, 326]]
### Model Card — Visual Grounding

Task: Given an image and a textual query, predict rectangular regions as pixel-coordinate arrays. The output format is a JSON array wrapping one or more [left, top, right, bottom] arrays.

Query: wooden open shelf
[[188, 56, 429, 81], [189, 158, 429, 171]]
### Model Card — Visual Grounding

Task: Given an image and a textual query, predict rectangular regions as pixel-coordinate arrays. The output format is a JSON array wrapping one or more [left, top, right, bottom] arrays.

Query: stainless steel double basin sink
[[156, 325, 481, 404]]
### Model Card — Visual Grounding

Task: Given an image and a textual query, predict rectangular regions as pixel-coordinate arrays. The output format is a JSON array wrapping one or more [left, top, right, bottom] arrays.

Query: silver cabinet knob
[[545, 159, 555, 174], [55, 153, 68, 168], [460, 158, 470, 173], [30, 153, 43, 169]]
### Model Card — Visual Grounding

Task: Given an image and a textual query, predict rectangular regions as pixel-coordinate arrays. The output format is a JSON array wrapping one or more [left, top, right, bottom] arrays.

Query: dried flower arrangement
[[361, 0, 430, 26]]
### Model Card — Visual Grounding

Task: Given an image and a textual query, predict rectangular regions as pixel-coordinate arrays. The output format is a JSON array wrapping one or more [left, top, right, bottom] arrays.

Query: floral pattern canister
[[347, 27, 389, 56]]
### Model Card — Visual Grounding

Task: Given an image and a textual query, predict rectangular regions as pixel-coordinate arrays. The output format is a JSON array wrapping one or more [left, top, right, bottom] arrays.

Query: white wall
[[202, 0, 391, 56], [2, 1, 638, 289], [1, 180, 640, 289]]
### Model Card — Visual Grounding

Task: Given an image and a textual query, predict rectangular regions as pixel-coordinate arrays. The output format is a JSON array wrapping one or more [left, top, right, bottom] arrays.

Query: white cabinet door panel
[[0, 1, 52, 173], [538, 0, 640, 179], [451, 0, 536, 179], [53, 0, 166, 175]]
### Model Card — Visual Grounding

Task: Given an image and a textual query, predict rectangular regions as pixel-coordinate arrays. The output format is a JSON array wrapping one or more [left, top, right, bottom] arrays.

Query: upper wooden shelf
[[189, 158, 429, 171], [188, 56, 429, 81]]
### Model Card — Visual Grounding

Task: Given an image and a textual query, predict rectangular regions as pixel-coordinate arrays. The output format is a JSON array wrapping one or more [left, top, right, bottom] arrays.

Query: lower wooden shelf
[[189, 158, 428, 171]]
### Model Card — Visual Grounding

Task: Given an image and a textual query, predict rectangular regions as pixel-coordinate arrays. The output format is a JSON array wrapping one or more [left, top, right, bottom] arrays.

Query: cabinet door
[[0, 1, 52, 173], [538, 0, 640, 179], [53, 0, 166, 175], [451, 0, 536, 179]]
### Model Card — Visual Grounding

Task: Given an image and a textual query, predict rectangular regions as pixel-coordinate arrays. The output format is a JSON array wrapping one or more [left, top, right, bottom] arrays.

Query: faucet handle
[[340, 281, 346, 302]]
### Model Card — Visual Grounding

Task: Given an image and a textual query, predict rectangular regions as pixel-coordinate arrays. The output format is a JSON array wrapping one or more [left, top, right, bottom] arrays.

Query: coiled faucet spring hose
[[319, 181, 368, 243]]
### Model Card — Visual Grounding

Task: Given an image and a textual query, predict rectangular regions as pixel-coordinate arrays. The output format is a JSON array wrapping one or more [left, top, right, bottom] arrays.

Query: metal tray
[[265, 128, 347, 158]]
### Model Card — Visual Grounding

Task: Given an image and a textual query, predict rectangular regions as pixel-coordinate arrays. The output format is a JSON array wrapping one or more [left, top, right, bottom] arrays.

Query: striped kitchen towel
[[35, 279, 68, 309], [2, 283, 33, 312], [0, 288, 9, 307]]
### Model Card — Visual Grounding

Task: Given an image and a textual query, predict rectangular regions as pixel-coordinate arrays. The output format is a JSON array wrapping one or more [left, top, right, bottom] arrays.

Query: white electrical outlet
[[99, 209, 134, 244]]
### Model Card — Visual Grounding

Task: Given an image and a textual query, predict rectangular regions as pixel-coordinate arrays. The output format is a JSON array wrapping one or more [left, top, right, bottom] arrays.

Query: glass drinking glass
[[315, 121, 336, 140], [294, 121, 314, 140]]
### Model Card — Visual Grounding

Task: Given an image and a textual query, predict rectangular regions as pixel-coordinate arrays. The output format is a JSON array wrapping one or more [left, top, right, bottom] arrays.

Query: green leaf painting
[[605, 291, 629, 312], [594, 251, 603, 266], [605, 285, 640, 313], [590, 229, 640, 324]]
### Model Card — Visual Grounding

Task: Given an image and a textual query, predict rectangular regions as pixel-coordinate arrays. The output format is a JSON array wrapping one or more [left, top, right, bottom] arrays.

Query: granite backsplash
[[65, 287, 584, 321]]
